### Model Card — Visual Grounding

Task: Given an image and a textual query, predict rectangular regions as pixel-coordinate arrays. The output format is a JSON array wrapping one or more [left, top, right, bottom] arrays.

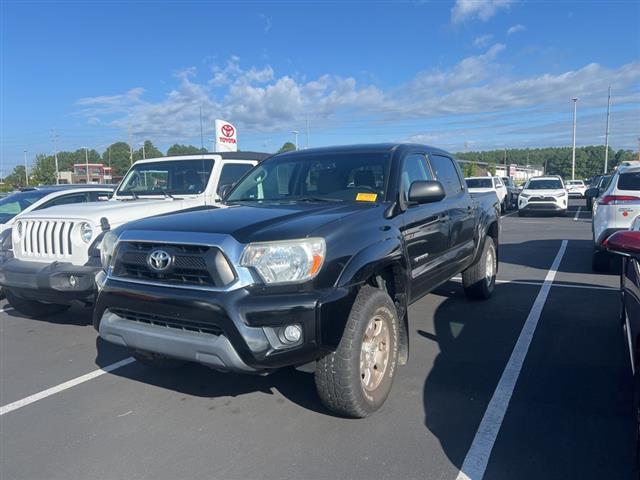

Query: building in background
[[495, 164, 544, 182], [71, 164, 113, 184]]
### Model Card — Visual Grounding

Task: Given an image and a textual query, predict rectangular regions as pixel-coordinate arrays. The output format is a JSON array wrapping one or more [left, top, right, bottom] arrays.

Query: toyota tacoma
[[94, 144, 500, 417]]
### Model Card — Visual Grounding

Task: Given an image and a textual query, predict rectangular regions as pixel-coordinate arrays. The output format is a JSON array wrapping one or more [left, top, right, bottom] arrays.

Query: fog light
[[283, 324, 302, 343], [69, 275, 78, 288]]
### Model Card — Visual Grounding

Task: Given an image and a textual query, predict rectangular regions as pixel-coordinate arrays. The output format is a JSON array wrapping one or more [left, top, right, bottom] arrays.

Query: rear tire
[[315, 285, 399, 418], [462, 237, 497, 300], [133, 350, 186, 369], [591, 249, 610, 272], [5, 289, 70, 318]]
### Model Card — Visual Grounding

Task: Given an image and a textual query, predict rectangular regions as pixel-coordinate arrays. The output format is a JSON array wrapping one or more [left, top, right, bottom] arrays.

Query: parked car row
[[0, 144, 501, 418]]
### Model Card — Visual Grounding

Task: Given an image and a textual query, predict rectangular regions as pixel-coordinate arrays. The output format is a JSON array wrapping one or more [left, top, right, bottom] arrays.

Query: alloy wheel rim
[[360, 315, 390, 392], [485, 248, 495, 286]]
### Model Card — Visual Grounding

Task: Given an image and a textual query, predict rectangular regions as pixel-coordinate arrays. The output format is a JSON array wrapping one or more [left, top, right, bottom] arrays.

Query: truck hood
[[522, 189, 566, 196], [121, 201, 378, 244], [16, 198, 202, 227]]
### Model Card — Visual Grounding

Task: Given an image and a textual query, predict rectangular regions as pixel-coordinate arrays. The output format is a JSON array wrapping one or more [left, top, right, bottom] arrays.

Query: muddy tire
[[462, 237, 497, 300], [5, 289, 70, 318], [315, 285, 399, 418]]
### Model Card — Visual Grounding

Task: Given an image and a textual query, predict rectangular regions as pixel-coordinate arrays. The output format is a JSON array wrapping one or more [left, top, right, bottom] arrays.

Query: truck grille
[[112, 242, 236, 288], [529, 196, 556, 202], [111, 308, 224, 336], [20, 220, 75, 257]]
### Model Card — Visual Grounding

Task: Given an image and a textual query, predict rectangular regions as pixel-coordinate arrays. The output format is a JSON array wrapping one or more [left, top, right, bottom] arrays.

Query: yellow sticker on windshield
[[356, 193, 377, 202]]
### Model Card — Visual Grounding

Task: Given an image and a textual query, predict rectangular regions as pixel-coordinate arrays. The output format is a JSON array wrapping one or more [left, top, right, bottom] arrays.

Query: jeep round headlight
[[240, 238, 325, 284], [79, 222, 93, 243], [99, 230, 118, 270]]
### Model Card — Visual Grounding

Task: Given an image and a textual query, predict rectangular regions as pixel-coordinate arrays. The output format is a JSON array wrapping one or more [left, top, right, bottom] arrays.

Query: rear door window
[[429, 154, 463, 196], [617, 172, 640, 191]]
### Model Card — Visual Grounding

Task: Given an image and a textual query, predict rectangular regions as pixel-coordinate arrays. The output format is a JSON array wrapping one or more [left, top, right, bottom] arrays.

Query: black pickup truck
[[94, 144, 500, 417]]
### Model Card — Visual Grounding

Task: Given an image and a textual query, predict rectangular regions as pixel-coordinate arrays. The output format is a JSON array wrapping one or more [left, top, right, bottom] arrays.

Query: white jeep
[[0, 152, 267, 317]]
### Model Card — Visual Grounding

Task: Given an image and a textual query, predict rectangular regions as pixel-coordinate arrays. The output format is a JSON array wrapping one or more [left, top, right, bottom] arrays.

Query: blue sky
[[2, 0, 639, 172]]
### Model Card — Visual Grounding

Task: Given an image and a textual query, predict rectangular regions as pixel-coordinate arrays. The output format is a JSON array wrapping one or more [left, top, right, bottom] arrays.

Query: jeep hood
[[121, 202, 379, 244], [15, 198, 204, 227]]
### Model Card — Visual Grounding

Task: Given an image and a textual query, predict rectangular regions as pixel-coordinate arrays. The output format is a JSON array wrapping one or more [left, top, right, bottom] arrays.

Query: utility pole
[[128, 127, 133, 165], [52, 129, 60, 184], [292, 130, 299, 150], [503, 148, 507, 174], [571, 97, 579, 180], [305, 117, 310, 149], [209, 138, 215, 153], [199, 106, 205, 151], [604, 85, 611, 174], [23, 149, 28, 186], [83, 147, 90, 183], [141, 142, 146, 160]]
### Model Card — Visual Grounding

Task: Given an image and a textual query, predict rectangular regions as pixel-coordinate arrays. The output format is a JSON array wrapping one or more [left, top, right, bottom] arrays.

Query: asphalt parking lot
[[0, 199, 632, 480]]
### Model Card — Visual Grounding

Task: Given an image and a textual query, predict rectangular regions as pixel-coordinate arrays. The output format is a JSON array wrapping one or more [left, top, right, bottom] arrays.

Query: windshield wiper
[[292, 196, 343, 203], [160, 189, 174, 199]]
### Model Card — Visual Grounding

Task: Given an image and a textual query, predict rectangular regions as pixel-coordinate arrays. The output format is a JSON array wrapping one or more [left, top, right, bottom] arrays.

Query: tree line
[[3, 140, 637, 188]]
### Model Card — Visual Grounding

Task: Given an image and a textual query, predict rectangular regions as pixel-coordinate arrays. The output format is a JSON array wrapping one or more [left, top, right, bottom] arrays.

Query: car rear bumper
[[93, 278, 354, 372], [0, 258, 100, 304]]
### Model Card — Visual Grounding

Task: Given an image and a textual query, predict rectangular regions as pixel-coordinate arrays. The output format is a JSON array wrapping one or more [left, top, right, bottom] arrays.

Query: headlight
[[519, 193, 530, 199], [79, 222, 93, 243], [15, 221, 23, 240], [240, 238, 325, 284], [100, 230, 119, 270]]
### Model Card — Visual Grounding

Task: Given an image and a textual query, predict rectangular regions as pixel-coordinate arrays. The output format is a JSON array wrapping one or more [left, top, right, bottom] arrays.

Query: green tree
[[133, 141, 163, 161], [31, 154, 58, 184], [4, 165, 27, 188], [167, 144, 207, 156], [277, 142, 296, 153], [487, 161, 496, 176], [102, 142, 133, 177]]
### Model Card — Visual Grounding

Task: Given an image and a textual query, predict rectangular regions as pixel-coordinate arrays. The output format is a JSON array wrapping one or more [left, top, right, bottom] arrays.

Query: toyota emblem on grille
[[147, 249, 172, 272]]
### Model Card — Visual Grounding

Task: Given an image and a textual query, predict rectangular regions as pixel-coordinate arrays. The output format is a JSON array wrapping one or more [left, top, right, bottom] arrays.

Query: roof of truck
[[134, 152, 271, 165]]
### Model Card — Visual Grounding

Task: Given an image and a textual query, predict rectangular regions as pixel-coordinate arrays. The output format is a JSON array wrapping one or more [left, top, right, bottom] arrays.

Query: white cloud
[[451, 0, 516, 24], [473, 34, 493, 48], [507, 24, 526, 35], [75, 50, 640, 149]]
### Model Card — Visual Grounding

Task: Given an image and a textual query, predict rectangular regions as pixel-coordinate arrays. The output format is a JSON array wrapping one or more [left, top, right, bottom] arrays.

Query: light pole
[[604, 85, 611, 174], [571, 97, 578, 180], [23, 149, 28, 186], [292, 130, 299, 150], [82, 147, 90, 183]]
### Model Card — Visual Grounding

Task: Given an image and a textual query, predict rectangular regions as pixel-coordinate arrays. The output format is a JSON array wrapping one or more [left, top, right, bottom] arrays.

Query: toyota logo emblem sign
[[147, 249, 172, 272], [221, 124, 235, 137]]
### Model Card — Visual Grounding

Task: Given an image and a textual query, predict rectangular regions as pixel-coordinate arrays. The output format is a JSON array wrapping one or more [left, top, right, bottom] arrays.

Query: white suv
[[518, 176, 568, 217], [465, 176, 508, 213], [565, 180, 587, 198], [592, 163, 640, 270]]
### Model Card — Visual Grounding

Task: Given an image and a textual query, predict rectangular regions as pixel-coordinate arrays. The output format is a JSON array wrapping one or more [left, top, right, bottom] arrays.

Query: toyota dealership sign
[[214, 119, 237, 152]]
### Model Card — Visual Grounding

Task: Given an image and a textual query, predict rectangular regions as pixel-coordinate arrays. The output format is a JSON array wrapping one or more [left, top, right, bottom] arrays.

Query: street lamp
[[291, 130, 299, 150], [81, 147, 90, 183], [571, 97, 578, 181], [139, 142, 146, 160], [23, 149, 28, 186]]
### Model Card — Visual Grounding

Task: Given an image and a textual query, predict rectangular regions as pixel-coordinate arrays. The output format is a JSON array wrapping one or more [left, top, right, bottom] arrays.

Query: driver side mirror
[[408, 180, 446, 204], [585, 187, 600, 199], [604, 230, 640, 257]]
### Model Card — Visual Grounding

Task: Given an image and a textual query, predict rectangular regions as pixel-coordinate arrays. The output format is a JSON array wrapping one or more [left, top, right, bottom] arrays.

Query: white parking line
[[573, 207, 582, 221], [455, 240, 568, 480], [0, 306, 14, 313], [0, 357, 135, 416]]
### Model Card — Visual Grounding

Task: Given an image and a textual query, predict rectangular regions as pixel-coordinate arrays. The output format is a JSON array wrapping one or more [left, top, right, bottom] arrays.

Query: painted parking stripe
[[0, 357, 135, 416], [573, 207, 582, 221], [0, 306, 14, 313], [455, 240, 568, 480]]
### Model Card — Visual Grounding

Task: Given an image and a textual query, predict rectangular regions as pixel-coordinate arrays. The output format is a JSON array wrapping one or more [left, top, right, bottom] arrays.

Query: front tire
[[462, 237, 497, 300], [5, 289, 70, 318], [315, 285, 399, 418]]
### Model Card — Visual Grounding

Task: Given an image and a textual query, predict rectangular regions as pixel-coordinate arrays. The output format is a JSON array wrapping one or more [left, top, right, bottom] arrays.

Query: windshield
[[0, 190, 49, 224], [466, 178, 493, 189], [116, 159, 214, 197], [525, 179, 563, 190], [226, 152, 391, 203]]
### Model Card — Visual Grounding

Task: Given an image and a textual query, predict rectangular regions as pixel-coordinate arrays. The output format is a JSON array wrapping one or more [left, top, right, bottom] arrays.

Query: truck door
[[399, 152, 451, 301], [428, 154, 476, 273]]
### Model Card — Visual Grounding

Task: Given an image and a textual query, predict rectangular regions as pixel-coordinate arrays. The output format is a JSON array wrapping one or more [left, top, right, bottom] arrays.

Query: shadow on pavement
[[94, 337, 330, 416], [5, 304, 94, 326]]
